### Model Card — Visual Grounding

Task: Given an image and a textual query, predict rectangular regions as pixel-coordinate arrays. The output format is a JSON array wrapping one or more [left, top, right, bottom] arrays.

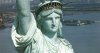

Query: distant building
[[80, 0, 96, 3], [0, 0, 15, 5]]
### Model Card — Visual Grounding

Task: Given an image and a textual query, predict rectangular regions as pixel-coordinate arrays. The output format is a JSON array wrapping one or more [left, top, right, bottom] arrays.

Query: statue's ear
[[37, 15, 41, 21]]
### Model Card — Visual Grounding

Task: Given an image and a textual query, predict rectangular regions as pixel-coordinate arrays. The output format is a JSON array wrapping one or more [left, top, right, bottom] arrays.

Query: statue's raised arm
[[16, 0, 32, 35], [11, 0, 38, 52]]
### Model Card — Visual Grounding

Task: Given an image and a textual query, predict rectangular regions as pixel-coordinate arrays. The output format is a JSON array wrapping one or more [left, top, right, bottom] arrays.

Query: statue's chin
[[48, 28, 58, 33], [42, 26, 58, 33]]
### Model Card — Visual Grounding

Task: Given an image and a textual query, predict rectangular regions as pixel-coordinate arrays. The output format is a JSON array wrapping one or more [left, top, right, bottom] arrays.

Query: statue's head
[[35, 0, 63, 37]]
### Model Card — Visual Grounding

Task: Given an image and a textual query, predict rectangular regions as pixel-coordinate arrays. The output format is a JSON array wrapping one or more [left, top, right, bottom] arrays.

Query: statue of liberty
[[11, 0, 74, 53]]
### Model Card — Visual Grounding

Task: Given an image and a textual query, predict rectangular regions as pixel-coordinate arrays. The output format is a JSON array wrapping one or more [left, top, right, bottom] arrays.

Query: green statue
[[11, 0, 74, 53]]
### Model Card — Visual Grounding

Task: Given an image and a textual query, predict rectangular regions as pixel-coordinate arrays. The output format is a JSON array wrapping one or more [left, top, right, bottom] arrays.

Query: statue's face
[[41, 12, 61, 33]]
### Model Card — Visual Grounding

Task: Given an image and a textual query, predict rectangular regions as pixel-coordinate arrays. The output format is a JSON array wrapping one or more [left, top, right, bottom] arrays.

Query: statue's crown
[[35, 0, 62, 16], [40, 0, 61, 3]]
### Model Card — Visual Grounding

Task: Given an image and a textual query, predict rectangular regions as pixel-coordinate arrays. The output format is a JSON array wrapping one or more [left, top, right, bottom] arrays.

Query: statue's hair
[[35, 8, 63, 38]]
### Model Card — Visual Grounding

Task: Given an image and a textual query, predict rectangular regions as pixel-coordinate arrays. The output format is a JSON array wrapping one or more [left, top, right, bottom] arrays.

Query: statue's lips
[[51, 25, 57, 29]]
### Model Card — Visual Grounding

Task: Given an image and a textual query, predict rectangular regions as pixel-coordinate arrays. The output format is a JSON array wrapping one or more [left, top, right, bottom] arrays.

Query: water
[[62, 23, 100, 53], [0, 12, 100, 53]]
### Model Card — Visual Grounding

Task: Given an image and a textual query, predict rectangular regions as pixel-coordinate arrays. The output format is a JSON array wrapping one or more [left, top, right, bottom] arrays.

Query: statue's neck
[[43, 31, 58, 43]]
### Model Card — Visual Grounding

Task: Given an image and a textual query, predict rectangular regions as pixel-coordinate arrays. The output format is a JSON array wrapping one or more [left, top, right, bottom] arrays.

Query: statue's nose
[[52, 18, 56, 26]]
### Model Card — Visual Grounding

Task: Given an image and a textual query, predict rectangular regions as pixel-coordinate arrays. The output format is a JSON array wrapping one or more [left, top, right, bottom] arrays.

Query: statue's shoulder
[[59, 38, 72, 48]]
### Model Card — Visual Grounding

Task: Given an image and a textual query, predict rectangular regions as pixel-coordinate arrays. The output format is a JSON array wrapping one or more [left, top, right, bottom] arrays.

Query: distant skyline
[[0, 0, 15, 4], [62, 0, 100, 3], [0, 0, 100, 11]]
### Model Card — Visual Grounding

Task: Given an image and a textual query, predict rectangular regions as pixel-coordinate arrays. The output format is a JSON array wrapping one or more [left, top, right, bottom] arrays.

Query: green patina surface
[[11, 0, 74, 53]]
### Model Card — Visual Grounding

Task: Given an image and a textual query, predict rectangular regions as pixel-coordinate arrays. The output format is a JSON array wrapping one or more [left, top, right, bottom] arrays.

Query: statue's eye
[[55, 17, 60, 19], [45, 17, 52, 20]]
